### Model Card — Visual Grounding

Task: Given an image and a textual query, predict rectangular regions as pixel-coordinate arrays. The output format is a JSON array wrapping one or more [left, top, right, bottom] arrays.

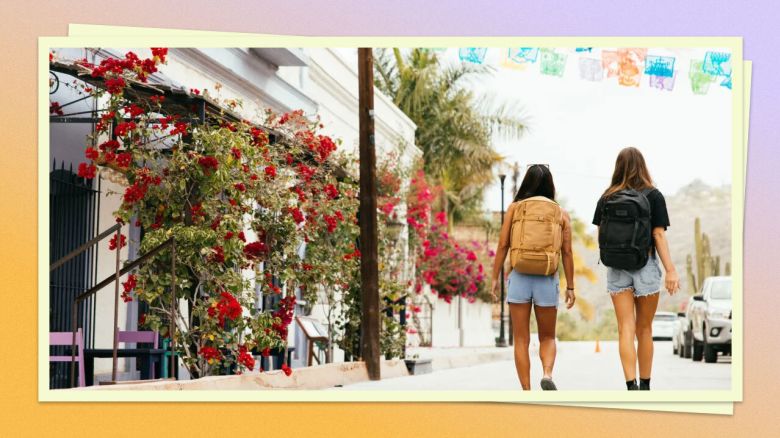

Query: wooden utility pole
[[357, 48, 381, 380]]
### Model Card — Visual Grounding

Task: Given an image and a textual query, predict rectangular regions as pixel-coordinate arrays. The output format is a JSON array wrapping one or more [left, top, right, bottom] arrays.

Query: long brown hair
[[603, 147, 654, 197]]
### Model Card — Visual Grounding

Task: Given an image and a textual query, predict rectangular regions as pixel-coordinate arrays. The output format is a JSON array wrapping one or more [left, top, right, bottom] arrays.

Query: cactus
[[686, 254, 697, 294], [687, 216, 723, 293]]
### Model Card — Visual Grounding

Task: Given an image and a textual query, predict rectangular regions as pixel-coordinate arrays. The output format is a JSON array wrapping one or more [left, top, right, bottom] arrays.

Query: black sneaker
[[639, 378, 650, 390], [627, 380, 639, 390], [540, 377, 557, 390]]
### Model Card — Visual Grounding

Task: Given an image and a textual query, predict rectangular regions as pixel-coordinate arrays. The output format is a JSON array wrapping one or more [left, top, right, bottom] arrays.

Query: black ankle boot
[[626, 380, 639, 390], [639, 378, 651, 390]]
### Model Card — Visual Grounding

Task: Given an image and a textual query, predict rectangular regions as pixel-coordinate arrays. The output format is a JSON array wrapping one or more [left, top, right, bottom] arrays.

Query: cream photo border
[[39, 29, 746, 411]]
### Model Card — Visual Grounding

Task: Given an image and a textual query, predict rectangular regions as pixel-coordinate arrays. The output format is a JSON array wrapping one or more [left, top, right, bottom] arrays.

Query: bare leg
[[509, 303, 532, 390], [635, 292, 660, 380], [611, 290, 637, 381], [534, 305, 558, 378]]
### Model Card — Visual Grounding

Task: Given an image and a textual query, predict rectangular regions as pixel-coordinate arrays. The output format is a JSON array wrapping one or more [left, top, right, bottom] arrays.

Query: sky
[[335, 47, 734, 224]]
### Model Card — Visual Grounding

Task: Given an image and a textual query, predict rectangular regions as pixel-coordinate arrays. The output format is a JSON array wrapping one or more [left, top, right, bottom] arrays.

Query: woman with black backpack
[[593, 147, 680, 390], [491, 164, 576, 391]]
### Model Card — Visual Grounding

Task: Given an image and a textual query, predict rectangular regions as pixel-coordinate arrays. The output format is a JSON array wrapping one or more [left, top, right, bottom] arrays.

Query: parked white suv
[[689, 276, 732, 363], [652, 311, 676, 340]]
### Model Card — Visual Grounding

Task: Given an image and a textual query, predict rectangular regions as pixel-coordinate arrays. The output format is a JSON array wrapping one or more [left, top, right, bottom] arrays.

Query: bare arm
[[652, 226, 680, 294], [561, 211, 576, 309], [561, 211, 575, 290], [491, 203, 516, 285]]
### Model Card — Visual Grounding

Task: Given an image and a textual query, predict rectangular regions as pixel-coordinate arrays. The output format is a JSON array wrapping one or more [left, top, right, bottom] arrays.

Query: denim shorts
[[506, 270, 560, 308], [606, 254, 663, 297]]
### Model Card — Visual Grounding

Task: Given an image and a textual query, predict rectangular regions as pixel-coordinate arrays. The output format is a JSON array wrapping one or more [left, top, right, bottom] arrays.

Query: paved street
[[334, 341, 731, 391]]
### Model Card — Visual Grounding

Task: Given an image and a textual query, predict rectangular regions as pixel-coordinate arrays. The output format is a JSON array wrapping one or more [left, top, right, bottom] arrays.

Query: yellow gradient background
[[0, 5, 773, 436]]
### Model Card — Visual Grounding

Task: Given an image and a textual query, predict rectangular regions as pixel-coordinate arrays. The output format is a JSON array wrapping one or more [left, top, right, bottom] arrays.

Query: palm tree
[[374, 48, 525, 227]]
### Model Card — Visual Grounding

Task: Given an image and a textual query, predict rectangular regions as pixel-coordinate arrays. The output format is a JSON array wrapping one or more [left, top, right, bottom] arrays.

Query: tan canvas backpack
[[509, 196, 564, 276]]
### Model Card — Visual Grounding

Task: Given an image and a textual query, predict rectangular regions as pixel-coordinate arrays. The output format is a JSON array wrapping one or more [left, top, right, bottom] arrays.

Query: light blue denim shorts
[[606, 254, 663, 297], [506, 270, 559, 308]]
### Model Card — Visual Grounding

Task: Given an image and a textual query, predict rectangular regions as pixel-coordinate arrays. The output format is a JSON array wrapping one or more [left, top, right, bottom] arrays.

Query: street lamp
[[496, 172, 508, 348]]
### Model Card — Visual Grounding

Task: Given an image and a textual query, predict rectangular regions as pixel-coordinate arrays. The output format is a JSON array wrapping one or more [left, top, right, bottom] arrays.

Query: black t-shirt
[[592, 188, 670, 230]]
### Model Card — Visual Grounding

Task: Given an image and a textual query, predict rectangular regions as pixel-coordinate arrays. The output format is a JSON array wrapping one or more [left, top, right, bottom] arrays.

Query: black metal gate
[[49, 160, 101, 388]]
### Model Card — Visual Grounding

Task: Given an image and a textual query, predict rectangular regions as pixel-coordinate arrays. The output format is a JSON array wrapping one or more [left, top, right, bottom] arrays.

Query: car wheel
[[692, 338, 703, 362], [683, 332, 693, 358], [704, 330, 718, 363]]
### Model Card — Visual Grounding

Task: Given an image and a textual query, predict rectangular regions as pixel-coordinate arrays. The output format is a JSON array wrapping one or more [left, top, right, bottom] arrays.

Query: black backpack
[[598, 188, 653, 270]]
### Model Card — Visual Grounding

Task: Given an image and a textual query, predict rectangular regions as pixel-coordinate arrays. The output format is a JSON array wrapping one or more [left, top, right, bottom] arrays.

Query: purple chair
[[118, 331, 159, 379], [50, 329, 86, 388]]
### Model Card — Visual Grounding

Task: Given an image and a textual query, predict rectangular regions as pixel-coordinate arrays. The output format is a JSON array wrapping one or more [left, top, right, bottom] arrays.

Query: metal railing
[[49, 225, 177, 388]]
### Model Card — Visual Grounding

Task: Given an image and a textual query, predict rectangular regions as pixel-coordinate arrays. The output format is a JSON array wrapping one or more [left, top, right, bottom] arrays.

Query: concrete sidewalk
[[405, 345, 520, 372]]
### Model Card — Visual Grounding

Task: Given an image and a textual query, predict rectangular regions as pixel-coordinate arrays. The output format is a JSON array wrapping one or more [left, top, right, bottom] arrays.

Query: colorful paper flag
[[507, 48, 539, 64], [648, 71, 677, 91], [702, 51, 732, 76], [644, 55, 676, 78], [578, 58, 603, 81], [689, 60, 716, 95], [540, 49, 567, 77], [459, 48, 488, 64]]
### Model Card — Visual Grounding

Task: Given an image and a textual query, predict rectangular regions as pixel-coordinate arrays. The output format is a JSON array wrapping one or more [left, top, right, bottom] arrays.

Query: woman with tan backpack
[[491, 164, 576, 390]]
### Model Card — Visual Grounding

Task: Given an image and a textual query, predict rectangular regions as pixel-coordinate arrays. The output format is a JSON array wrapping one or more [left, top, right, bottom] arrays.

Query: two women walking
[[491, 147, 681, 391]]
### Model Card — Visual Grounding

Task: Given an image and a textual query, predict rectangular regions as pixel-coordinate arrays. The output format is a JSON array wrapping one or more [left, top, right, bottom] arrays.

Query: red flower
[[151, 48, 168, 63], [380, 202, 395, 216], [84, 147, 99, 161], [108, 234, 127, 251], [99, 139, 120, 151], [209, 291, 242, 325], [237, 231, 246, 242], [316, 135, 337, 161], [198, 156, 219, 173], [123, 104, 144, 118], [281, 363, 293, 376], [233, 182, 246, 192], [243, 241, 268, 260], [210, 245, 225, 264], [116, 152, 133, 169], [150, 95, 165, 105], [296, 163, 315, 183], [224, 231, 234, 240], [199, 346, 221, 361], [231, 147, 241, 159], [334, 211, 344, 221], [77, 163, 97, 179], [171, 121, 189, 136], [210, 217, 221, 230], [49, 101, 64, 116], [289, 207, 305, 224], [120, 274, 137, 303], [467, 251, 477, 262], [238, 345, 255, 370], [190, 88, 200, 95], [104, 77, 126, 95], [114, 121, 136, 137], [123, 181, 148, 204], [323, 215, 338, 233], [139, 313, 146, 325], [324, 183, 339, 199], [272, 295, 296, 341], [264, 165, 277, 179]]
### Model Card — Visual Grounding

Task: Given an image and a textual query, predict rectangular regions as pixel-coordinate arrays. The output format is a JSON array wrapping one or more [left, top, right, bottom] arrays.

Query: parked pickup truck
[[689, 276, 732, 363]]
